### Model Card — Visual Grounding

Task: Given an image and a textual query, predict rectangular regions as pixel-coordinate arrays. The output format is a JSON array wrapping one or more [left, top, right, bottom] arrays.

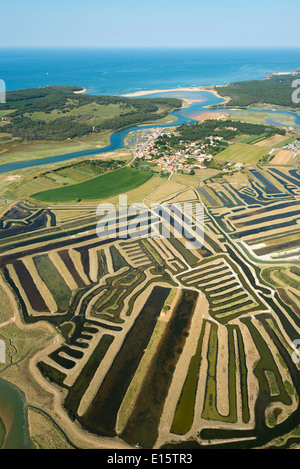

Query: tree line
[[215, 74, 300, 108], [0, 86, 181, 141], [155, 119, 285, 147]]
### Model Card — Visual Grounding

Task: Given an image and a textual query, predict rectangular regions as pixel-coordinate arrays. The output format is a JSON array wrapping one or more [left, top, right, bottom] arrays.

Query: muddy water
[[0, 377, 34, 449]]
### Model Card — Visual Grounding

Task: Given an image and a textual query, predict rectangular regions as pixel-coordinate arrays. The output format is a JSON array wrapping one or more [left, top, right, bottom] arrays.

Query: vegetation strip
[[79, 286, 171, 437], [31, 167, 153, 203], [121, 289, 199, 448]]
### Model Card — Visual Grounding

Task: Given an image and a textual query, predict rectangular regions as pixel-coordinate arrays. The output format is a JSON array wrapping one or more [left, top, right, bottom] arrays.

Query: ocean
[[0, 48, 300, 95], [0, 47, 300, 174]]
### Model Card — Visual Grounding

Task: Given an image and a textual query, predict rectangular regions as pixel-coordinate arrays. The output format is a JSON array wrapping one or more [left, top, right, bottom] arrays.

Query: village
[[131, 126, 244, 174], [131, 127, 222, 174]]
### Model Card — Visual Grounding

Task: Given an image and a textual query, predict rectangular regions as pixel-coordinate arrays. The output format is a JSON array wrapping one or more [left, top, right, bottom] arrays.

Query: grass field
[[229, 111, 298, 128], [31, 166, 153, 203], [0, 110, 15, 118], [24, 102, 137, 125], [273, 136, 299, 148], [215, 142, 271, 164], [0, 132, 111, 165], [239, 134, 269, 144], [33, 254, 72, 312], [254, 134, 292, 147], [0, 151, 132, 200]]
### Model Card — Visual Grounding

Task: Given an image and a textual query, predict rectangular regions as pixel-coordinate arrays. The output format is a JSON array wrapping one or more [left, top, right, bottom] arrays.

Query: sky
[[1, 0, 300, 48]]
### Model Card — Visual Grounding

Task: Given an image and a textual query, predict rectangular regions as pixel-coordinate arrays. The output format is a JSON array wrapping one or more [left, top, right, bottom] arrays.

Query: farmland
[[1, 154, 300, 450], [0, 88, 300, 450], [32, 167, 153, 203], [215, 142, 271, 164]]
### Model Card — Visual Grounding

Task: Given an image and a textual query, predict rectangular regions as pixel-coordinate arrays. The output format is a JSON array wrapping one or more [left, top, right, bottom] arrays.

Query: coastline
[[0, 85, 233, 174], [200, 85, 231, 106], [121, 87, 205, 97], [121, 85, 232, 108], [73, 87, 88, 94]]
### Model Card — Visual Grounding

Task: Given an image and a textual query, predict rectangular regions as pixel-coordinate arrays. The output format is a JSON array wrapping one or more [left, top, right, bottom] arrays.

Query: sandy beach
[[73, 88, 88, 94], [181, 98, 203, 108], [200, 85, 231, 104], [122, 85, 230, 103], [121, 86, 232, 114], [121, 86, 205, 97]]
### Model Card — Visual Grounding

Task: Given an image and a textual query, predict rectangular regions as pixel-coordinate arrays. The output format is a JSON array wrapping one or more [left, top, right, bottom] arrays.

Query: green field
[[24, 102, 136, 125], [31, 167, 153, 203], [0, 110, 15, 118], [229, 111, 298, 128], [33, 254, 72, 312], [273, 136, 298, 148], [0, 132, 111, 166], [215, 142, 270, 164], [239, 133, 269, 144]]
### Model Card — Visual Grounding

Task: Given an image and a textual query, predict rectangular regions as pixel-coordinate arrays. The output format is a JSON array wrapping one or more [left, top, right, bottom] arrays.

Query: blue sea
[[0, 47, 300, 174], [0, 48, 300, 95]]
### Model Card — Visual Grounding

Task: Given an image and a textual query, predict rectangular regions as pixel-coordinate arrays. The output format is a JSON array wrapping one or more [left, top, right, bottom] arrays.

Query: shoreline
[[73, 87, 88, 94], [181, 98, 203, 108], [121, 86, 205, 97], [121, 85, 232, 108], [200, 85, 231, 106]]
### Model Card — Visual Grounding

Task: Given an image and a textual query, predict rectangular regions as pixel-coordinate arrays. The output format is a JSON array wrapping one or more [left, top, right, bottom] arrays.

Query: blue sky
[[1, 0, 300, 48]]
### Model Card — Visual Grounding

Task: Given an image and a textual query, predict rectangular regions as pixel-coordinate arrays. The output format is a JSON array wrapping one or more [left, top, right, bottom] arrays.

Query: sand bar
[[122, 85, 230, 103], [121, 87, 206, 97], [181, 98, 203, 108], [121, 86, 231, 116], [192, 111, 228, 122]]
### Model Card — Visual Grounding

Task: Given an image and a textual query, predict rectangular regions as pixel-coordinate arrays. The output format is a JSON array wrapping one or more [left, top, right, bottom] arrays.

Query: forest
[[215, 73, 300, 108], [0, 86, 181, 141], [155, 119, 285, 147]]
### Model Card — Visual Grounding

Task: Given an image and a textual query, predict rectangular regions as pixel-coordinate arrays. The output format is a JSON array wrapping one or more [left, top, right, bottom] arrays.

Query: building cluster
[[133, 128, 224, 174], [284, 140, 300, 153], [223, 162, 244, 172]]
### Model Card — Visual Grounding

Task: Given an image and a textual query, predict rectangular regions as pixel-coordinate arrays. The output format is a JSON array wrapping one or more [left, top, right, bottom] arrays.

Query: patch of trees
[[1, 87, 181, 116], [5, 116, 93, 140], [1, 87, 82, 114], [49, 158, 126, 176], [177, 119, 286, 141], [177, 119, 285, 141], [155, 119, 285, 148], [205, 159, 227, 170], [215, 74, 300, 108], [96, 110, 170, 131], [0, 86, 181, 140]]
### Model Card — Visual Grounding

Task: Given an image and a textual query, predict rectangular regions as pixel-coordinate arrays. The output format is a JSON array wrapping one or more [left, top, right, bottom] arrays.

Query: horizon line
[[1, 45, 300, 50]]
